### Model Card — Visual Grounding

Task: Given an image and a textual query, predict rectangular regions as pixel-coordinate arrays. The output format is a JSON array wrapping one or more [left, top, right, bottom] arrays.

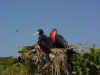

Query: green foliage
[[0, 44, 100, 75]]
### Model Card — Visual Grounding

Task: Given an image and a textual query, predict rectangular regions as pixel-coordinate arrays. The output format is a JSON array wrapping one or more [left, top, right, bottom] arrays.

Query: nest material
[[22, 44, 69, 75]]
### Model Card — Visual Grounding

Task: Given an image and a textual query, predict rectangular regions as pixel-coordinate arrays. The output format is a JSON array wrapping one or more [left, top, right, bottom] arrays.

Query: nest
[[21, 44, 69, 75]]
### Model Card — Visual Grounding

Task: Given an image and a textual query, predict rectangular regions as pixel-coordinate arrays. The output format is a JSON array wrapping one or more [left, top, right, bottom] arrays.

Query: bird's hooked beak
[[32, 31, 39, 37]]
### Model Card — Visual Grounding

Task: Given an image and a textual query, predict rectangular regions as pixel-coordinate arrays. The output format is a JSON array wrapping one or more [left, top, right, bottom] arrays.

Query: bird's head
[[32, 29, 44, 37], [37, 29, 44, 35]]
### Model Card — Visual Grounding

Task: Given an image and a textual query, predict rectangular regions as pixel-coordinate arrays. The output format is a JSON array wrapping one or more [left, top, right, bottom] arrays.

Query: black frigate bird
[[37, 29, 53, 58], [50, 29, 67, 48]]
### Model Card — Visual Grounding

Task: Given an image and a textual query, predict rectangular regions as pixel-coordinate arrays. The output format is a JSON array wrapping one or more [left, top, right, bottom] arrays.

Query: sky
[[0, 0, 100, 57]]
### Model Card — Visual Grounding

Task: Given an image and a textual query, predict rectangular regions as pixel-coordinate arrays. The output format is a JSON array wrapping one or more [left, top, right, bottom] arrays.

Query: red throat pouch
[[50, 31, 56, 43]]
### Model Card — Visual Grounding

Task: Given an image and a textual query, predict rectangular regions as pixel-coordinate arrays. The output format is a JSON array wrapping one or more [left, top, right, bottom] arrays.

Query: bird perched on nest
[[37, 29, 53, 59], [50, 29, 68, 48]]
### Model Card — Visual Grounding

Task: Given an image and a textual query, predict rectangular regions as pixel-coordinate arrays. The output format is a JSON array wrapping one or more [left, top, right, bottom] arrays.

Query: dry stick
[[52, 64, 54, 75], [39, 48, 70, 75]]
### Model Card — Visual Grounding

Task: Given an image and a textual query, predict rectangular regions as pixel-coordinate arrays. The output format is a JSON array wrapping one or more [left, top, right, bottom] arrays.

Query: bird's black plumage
[[50, 29, 67, 48], [55, 34, 65, 48], [37, 29, 53, 54]]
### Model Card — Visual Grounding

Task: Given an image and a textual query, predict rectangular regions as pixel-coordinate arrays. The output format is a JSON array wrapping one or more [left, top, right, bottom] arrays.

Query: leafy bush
[[0, 44, 100, 75]]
